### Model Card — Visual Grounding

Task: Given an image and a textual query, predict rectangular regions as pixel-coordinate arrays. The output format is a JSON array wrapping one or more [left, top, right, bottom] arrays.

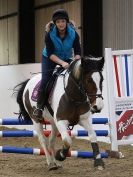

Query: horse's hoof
[[94, 158, 105, 170], [97, 165, 104, 171], [55, 149, 66, 161], [56, 163, 63, 169], [48, 163, 58, 171]]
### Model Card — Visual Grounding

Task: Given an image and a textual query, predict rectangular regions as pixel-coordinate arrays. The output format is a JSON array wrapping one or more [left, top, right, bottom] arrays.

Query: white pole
[[105, 48, 118, 151]]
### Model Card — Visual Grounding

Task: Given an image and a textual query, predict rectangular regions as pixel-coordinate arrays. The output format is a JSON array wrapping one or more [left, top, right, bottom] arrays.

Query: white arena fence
[[105, 48, 133, 152]]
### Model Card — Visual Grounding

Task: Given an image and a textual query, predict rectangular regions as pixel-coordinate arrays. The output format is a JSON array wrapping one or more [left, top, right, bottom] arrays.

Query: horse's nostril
[[91, 105, 101, 114], [93, 105, 97, 110], [91, 105, 97, 114]]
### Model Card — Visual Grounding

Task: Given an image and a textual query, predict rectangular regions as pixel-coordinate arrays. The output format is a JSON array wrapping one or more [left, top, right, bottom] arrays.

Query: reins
[[63, 70, 88, 105]]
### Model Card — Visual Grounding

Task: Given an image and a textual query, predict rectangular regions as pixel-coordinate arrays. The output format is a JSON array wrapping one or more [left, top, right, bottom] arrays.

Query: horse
[[16, 57, 105, 171]]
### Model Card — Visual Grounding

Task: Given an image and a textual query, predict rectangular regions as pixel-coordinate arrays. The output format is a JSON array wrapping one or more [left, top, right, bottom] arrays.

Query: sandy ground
[[0, 127, 133, 177]]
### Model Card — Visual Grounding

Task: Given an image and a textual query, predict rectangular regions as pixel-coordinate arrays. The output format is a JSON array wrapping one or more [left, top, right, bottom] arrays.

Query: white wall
[[0, 63, 41, 130]]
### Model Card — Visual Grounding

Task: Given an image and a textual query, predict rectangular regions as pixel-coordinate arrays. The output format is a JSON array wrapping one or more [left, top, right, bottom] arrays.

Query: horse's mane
[[81, 56, 104, 73], [68, 60, 81, 80]]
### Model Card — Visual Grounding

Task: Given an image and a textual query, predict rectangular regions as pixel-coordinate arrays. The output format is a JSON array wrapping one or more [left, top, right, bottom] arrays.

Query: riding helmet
[[52, 9, 69, 23]]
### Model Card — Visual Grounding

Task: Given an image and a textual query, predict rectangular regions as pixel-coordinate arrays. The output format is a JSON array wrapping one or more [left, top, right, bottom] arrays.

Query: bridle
[[62, 68, 103, 106]]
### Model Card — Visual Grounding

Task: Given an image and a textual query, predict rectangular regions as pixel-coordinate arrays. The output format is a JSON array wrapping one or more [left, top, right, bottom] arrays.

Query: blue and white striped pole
[[0, 117, 108, 125], [0, 130, 109, 137], [0, 146, 108, 158]]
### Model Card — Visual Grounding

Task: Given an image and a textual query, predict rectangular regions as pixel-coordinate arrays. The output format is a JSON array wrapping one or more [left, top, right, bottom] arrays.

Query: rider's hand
[[61, 62, 69, 69]]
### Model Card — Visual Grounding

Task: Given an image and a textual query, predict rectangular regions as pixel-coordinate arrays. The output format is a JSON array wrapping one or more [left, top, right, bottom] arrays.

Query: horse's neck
[[64, 61, 87, 101]]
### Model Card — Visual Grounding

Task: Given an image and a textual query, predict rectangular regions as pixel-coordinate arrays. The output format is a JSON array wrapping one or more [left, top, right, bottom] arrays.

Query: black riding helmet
[[52, 9, 69, 23]]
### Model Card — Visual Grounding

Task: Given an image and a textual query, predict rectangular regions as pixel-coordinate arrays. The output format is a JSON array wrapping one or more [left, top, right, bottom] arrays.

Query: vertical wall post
[[82, 0, 103, 56], [18, 0, 35, 63]]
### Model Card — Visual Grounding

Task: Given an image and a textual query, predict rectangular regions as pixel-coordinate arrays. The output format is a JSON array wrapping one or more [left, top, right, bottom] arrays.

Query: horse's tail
[[16, 79, 31, 122]]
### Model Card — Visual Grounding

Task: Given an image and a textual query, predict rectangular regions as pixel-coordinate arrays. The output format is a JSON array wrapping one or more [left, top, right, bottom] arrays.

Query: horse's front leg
[[55, 120, 72, 161], [48, 122, 62, 168], [79, 112, 105, 170], [33, 120, 58, 170]]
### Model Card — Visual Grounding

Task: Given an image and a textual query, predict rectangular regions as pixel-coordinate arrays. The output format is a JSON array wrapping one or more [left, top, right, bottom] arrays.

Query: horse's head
[[81, 56, 104, 113]]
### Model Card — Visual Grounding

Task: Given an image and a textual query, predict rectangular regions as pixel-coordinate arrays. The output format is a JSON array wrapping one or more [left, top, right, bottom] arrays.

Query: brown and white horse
[[16, 57, 105, 170]]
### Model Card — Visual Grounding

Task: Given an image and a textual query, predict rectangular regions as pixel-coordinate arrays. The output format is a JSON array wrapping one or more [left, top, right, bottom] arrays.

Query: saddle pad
[[31, 80, 41, 102], [31, 67, 64, 102]]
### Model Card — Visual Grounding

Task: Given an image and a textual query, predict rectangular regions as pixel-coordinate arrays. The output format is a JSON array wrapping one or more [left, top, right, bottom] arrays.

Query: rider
[[33, 9, 81, 118]]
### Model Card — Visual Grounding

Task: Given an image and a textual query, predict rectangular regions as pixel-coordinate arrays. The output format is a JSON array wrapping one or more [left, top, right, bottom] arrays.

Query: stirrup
[[33, 108, 43, 118]]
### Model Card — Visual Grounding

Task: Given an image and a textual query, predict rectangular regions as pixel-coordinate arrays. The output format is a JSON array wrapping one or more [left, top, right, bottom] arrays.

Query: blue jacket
[[42, 24, 76, 60]]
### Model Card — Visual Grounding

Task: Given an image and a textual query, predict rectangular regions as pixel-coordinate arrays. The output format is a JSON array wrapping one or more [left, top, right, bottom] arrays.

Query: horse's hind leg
[[33, 120, 58, 170], [79, 114, 105, 170]]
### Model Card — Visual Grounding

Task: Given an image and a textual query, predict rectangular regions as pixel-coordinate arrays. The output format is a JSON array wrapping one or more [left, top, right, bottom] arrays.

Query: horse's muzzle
[[90, 105, 102, 114]]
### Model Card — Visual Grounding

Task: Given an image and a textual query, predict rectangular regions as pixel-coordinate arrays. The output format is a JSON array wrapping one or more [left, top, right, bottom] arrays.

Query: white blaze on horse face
[[92, 72, 101, 94], [92, 72, 104, 110]]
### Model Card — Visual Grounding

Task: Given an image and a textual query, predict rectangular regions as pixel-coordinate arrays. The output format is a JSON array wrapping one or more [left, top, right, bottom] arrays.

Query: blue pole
[[2, 118, 33, 125], [2, 130, 35, 137], [0, 117, 108, 125], [92, 118, 108, 124], [77, 151, 108, 158], [0, 130, 108, 137], [77, 130, 108, 136], [2, 146, 34, 154], [124, 55, 130, 96]]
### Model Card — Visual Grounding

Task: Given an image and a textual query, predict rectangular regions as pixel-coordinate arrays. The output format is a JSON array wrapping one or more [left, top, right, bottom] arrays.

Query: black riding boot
[[33, 89, 46, 118]]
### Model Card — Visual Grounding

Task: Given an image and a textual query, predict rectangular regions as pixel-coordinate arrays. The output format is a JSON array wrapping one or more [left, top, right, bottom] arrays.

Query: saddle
[[31, 66, 64, 104]]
